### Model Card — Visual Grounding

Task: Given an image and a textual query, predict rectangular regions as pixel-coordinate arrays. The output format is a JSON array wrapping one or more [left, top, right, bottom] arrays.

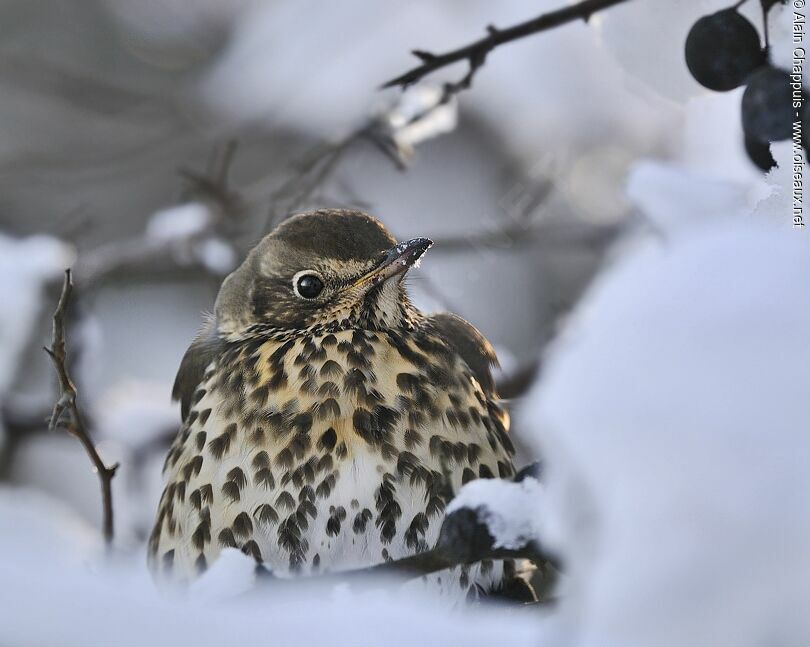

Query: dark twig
[[179, 139, 242, 214], [339, 537, 553, 583], [382, 0, 634, 99], [431, 219, 623, 255], [259, 532, 552, 590], [43, 270, 119, 546], [263, 124, 410, 231], [265, 133, 360, 231]]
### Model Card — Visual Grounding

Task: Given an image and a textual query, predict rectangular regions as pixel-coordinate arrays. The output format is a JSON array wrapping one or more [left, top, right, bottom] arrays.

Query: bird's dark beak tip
[[368, 237, 433, 285], [383, 237, 433, 267]]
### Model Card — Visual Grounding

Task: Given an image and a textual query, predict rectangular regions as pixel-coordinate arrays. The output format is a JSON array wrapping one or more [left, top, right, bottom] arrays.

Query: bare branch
[[43, 269, 119, 546], [260, 503, 558, 589], [431, 219, 623, 255], [382, 0, 634, 99], [263, 124, 412, 231]]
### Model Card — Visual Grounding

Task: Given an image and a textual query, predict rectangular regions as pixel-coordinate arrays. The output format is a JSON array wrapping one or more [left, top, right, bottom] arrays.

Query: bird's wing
[[426, 312, 499, 397], [172, 314, 225, 420]]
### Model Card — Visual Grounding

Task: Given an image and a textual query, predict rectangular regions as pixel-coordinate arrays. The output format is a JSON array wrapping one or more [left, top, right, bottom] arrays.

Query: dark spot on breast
[[208, 423, 237, 459], [192, 519, 211, 550], [218, 528, 237, 548], [318, 428, 337, 451], [254, 468, 275, 489], [222, 481, 241, 503], [241, 540, 262, 563], [195, 431, 207, 452], [254, 503, 279, 525], [276, 491, 296, 511], [497, 461, 514, 478], [317, 454, 333, 472], [227, 467, 247, 490], [320, 359, 343, 377], [316, 398, 341, 421], [317, 381, 340, 398], [275, 448, 294, 469], [404, 428, 422, 449], [233, 512, 253, 539]]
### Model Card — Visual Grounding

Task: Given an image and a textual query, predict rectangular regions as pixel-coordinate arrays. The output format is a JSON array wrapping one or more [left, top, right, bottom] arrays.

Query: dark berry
[[742, 66, 801, 143], [685, 9, 765, 91], [744, 134, 777, 171]]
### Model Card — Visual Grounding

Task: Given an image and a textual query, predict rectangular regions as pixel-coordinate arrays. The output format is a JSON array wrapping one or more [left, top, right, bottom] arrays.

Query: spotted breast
[[148, 209, 515, 596]]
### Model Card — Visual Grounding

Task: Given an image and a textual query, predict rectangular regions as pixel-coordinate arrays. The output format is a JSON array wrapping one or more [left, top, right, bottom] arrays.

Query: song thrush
[[148, 209, 516, 594]]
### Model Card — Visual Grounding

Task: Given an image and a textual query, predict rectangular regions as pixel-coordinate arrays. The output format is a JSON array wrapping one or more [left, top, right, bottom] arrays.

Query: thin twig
[[431, 219, 622, 255], [382, 0, 634, 99], [263, 125, 404, 231], [43, 269, 119, 546]]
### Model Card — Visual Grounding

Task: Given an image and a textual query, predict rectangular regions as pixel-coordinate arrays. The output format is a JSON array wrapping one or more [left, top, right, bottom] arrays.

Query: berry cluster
[[685, 0, 804, 170]]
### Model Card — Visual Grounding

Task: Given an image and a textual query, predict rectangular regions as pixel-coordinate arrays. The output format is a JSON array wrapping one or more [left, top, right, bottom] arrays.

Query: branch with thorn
[[43, 269, 119, 546], [382, 0, 634, 100]]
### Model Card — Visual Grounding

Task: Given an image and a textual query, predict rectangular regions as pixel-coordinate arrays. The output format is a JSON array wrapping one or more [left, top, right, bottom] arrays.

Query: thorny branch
[[382, 0, 634, 100], [43, 269, 119, 546]]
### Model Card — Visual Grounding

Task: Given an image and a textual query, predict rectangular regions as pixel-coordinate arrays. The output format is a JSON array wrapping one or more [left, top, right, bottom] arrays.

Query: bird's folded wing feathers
[[426, 312, 499, 397], [173, 314, 225, 420]]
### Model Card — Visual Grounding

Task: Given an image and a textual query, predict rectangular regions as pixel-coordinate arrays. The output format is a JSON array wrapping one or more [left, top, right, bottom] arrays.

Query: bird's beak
[[354, 237, 433, 288]]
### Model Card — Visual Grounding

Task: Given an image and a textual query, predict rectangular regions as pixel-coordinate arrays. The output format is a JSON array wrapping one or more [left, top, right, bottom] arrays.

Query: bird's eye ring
[[293, 271, 324, 299]]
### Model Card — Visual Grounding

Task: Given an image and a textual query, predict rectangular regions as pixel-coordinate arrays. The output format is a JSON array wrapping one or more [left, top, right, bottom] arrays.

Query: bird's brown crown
[[214, 209, 430, 336]]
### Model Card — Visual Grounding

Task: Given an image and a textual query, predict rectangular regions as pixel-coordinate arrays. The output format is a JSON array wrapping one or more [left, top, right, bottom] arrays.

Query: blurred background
[[0, 1, 804, 645]]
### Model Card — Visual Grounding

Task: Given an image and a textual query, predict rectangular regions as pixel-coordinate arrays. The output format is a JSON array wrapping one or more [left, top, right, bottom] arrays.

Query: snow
[[769, 3, 807, 86], [0, 486, 101, 569], [193, 237, 237, 274], [379, 85, 458, 158], [523, 209, 810, 646], [626, 160, 754, 235], [146, 203, 212, 243], [189, 548, 257, 603], [447, 477, 543, 551], [94, 380, 178, 446], [0, 234, 74, 449], [596, 0, 765, 103], [0, 234, 74, 396], [753, 140, 808, 226], [0, 485, 543, 646]]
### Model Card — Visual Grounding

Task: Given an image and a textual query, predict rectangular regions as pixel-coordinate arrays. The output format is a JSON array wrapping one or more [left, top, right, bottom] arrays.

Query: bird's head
[[214, 209, 432, 337]]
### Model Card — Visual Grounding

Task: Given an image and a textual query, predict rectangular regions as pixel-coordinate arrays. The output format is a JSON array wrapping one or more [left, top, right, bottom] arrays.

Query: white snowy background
[[0, 0, 806, 645]]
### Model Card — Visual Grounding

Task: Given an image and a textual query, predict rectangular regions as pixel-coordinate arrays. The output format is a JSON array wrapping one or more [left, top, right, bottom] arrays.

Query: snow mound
[[447, 477, 543, 550], [525, 216, 810, 647], [189, 548, 257, 603]]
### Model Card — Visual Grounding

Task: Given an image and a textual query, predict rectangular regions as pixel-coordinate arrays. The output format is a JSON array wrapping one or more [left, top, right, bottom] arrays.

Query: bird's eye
[[294, 273, 324, 299]]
